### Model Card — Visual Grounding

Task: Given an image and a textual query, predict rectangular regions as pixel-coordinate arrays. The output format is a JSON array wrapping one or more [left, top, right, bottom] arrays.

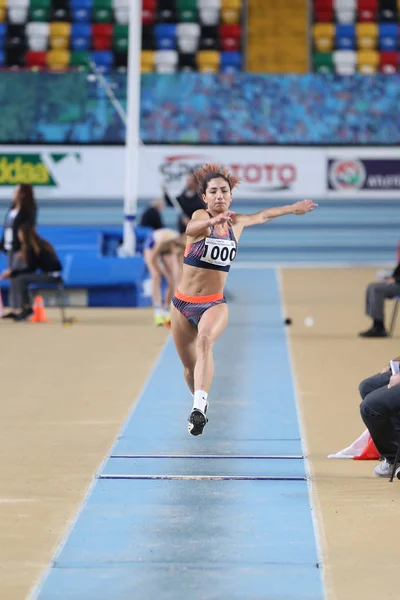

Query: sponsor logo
[[328, 158, 400, 191], [160, 154, 297, 192], [160, 154, 207, 184], [229, 163, 296, 191], [0, 154, 56, 186], [328, 159, 366, 190], [0, 152, 80, 186]]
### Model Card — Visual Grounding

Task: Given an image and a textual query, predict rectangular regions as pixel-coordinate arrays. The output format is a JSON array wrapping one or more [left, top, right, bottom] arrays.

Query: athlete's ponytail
[[194, 163, 240, 197]]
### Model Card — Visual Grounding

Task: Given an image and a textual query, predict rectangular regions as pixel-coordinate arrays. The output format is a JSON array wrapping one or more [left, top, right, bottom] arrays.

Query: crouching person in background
[[0, 223, 62, 321], [143, 228, 185, 327]]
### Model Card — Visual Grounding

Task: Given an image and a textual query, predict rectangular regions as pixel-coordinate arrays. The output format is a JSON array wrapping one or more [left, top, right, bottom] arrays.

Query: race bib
[[200, 237, 237, 267]]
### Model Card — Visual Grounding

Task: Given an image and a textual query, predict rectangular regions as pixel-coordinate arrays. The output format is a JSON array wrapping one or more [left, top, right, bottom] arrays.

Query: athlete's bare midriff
[[178, 262, 228, 296]]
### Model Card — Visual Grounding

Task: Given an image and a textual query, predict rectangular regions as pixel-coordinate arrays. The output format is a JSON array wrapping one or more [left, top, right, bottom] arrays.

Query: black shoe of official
[[359, 326, 388, 338], [188, 407, 208, 436], [14, 308, 34, 322], [1, 312, 17, 319]]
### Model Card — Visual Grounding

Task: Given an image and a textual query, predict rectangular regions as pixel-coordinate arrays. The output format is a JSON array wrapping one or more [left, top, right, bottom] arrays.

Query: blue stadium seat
[[220, 50, 242, 72], [0, 50, 5, 66], [0, 23, 7, 48], [335, 24, 356, 50], [154, 23, 177, 50], [71, 23, 91, 51], [378, 23, 398, 51], [70, 0, 93, 23], [90, 50, 114, 72]]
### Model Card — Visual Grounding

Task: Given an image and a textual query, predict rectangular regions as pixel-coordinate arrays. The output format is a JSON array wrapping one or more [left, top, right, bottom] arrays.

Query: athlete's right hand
[[211, 211, 235, 225]]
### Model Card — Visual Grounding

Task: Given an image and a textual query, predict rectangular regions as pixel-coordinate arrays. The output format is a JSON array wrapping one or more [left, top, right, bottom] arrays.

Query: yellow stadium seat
[[196, 50, 220, 73], [221, 9, 240, 23], [141, 50, 154, 72], [221, 0, 241, 20], [49, 22, 71, 50], [0, 6, 5, 21], [356, 23, 378, 50], [222, 0, 241, 7], [357, 50, 379, 74], [313, 23, 335, 52], [50, 36, 69, 50], [49, 23, 71, 38], [0, 0, 6, 6], [314, 38, 334, 53], [46, 50, 70, 70]]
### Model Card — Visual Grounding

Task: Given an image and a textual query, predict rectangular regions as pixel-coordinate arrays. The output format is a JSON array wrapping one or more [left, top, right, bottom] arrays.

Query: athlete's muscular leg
[[194, 303, 228, 393], [170, 304, 198, 393]]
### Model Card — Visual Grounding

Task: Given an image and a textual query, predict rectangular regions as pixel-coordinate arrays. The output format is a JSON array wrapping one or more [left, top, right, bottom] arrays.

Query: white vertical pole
[[122, 0, 142, 256]]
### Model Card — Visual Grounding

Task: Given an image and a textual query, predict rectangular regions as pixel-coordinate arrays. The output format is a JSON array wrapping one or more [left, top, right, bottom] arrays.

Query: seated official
[[359, 263, 400, 338], [0, 224, 62, 322], [359, 357, 400, 477]]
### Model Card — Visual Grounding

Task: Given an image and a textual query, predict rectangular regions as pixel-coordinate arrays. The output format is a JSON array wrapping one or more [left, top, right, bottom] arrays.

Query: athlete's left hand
[[292, 200, 318, 215]]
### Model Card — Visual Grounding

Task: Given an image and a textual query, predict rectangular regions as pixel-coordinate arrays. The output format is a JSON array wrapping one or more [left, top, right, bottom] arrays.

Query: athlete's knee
[[196, 333, 213, 356]]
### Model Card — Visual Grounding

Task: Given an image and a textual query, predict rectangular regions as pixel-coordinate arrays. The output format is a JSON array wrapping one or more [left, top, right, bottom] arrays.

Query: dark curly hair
[[194, 163, 240, 197]]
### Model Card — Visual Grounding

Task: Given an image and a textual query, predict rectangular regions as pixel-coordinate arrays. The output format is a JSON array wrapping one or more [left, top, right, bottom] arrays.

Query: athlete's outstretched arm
[[186, 209, 235, 238], [234, 199, 317, 228]]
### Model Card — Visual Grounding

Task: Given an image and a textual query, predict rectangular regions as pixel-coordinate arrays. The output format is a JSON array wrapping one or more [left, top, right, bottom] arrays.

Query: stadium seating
[[313, 0, 400, 73], [333, 48, 357, 72], [0, 0, 242, 72]]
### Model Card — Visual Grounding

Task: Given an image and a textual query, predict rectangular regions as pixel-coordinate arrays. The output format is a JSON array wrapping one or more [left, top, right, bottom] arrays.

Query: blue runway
[[31, 268, 324, 600]]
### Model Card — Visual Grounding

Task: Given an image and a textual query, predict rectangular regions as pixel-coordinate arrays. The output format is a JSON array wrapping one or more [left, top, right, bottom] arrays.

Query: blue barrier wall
[[0, 225, 154, 308], [0, 72, 400, 145]]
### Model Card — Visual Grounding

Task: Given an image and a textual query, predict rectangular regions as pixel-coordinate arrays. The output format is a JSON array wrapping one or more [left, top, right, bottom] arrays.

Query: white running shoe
[[374, 458, 394, 478]]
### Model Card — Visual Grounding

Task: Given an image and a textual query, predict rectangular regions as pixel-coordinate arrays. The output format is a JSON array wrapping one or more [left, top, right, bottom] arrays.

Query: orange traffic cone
[[30, 295, 48, 323], [353, 435, 380, 460]]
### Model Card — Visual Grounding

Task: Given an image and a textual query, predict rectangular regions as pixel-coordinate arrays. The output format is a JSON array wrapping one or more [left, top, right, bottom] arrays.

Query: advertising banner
[[141, 146, 325, 199], [327, 150, 400, 197], [0, 147, 123, 200], [0, 146, 326, 201]]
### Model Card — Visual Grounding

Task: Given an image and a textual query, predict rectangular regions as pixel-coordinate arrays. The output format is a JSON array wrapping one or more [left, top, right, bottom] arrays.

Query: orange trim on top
[[175, 289, 224, 304], [218, 224, 229, 237], [211, 222, 229, 237]]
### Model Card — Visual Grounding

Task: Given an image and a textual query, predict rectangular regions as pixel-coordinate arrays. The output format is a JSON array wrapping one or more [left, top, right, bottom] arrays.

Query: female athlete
[[170, 163, 317, 436]]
